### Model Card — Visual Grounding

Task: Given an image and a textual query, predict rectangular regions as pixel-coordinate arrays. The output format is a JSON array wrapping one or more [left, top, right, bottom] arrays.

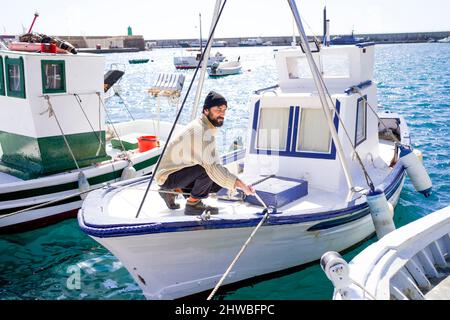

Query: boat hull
[[80, 170, 405, 299], [0, 154, 159, 234]]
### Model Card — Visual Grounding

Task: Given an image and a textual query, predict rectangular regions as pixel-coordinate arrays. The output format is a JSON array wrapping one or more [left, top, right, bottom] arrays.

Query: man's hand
[[234, 179, 255, 196]]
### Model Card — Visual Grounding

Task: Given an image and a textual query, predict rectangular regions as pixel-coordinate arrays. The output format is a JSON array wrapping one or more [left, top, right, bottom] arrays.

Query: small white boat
[[79, 0, 433, 300], [0, 41, 180, 233], [238, 38, 263, 46], [173, 51, 225, 70], [322, 205, 450, 300], [207, 59, 242, 77], [437, 36, 450, 43]]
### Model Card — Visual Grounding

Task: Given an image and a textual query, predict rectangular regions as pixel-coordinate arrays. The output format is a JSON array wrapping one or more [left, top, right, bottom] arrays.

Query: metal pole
[[287, 0, 355, 196], [191, 0, 222, 120]]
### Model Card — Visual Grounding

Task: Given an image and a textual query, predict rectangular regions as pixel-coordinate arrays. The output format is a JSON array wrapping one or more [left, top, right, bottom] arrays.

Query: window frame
[[5, 56, 26, 98], [41, 60, 66, 94], [0, 56, 5, 96], [295, 108, 333, 155], [354, 95, 368, 147], [249, 100, 340, 160]]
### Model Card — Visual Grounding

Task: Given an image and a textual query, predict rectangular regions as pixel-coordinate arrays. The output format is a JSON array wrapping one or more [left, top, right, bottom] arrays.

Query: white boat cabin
[[243, 43, 379, 194], [0, 50, 108, 179]]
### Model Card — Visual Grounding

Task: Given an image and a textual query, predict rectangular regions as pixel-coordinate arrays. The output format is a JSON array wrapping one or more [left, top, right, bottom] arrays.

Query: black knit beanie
[[203, 91, 227, 110]]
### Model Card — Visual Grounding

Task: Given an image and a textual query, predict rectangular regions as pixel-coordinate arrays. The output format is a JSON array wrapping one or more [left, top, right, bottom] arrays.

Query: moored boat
[[207, 58, 242, 77], [174, 51, 225, 70], [321, 205, 450, 300], [0, 43, 179, 233], [78, 0, 433, 300]]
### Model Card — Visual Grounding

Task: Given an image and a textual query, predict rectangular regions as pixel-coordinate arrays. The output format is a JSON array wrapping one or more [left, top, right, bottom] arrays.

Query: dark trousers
[[160, 165, 222, 199]]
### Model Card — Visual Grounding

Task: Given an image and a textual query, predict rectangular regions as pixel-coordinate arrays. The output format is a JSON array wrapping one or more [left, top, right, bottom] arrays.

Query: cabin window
[[297, 108, 332, 153], [320, 54, 350, 78], [256, 107, 290, 151], [41, 60, 66, 93], [0, 56, 5, 96], [287, 56, 313, 79], [5, 57, 26, 98], [355, 96, 367, 146]]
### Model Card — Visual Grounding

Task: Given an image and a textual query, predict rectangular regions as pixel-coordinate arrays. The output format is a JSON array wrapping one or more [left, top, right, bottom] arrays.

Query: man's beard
[[207, 114, 224, 127]]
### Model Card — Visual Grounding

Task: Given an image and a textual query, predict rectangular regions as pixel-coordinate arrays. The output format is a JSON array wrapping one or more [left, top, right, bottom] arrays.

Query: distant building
[[59, 35, 145, 50]]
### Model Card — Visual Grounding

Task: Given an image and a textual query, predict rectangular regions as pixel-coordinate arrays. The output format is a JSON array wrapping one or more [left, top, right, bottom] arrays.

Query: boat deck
[[84, 139, 398, 226]]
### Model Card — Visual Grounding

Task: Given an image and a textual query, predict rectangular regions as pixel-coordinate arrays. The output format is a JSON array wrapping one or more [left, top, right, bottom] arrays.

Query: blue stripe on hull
[[79, 162, 406, 238]]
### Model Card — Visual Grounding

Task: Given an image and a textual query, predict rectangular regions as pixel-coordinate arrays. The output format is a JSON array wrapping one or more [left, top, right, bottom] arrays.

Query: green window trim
[[0, 56, 5, 96], [5, 56, 26, 99], [41, 60, 66, 94]]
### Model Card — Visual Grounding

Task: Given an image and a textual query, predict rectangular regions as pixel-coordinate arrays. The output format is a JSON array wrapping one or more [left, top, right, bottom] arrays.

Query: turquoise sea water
[[0, 43, 449, 300]]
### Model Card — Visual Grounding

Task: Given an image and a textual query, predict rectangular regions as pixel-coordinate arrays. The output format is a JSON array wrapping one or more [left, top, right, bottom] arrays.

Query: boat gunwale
[[78, 161, 406, 238]]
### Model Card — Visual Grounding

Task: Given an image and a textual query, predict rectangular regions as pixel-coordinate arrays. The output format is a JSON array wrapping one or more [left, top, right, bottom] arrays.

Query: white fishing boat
[[78, 0, 432, 300], [238, 37, 263, 46], [174, 51, 225, 70], [321, 205, 450, 300], [173, 13, 225, 70], [207, 58, 242, 77], [0, 39, 180, 233]]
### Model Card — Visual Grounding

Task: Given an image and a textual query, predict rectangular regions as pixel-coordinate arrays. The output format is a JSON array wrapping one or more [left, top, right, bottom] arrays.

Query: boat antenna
[[28, 11, 39, 33], [191, 0, 223, 119], [199, 13, 203, 53], [135, 0, 228, 218], [287, 0, 356, 200]]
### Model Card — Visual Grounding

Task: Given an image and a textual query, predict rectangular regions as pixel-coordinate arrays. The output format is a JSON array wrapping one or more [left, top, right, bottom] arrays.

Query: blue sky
[[2, 0, 450, 39]]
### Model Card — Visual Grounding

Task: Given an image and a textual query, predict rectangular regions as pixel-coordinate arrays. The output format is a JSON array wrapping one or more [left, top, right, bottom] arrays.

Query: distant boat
[[330, 30, 366, 45], [173, 51, 225, 69], [212, 40, 228, 47], [437, 36, 450, 43], [238, 37, 263, 46], [208, 58, 242, 77], [129, 59, 150, 64]]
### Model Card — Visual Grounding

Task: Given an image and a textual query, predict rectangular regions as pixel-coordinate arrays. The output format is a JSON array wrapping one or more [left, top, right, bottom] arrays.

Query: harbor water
[[0, 43, 449, 300]]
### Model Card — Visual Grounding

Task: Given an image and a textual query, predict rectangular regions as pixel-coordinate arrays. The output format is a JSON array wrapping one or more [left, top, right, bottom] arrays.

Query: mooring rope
[[135, 0, 228, 219], [207, 193, 270, 300]]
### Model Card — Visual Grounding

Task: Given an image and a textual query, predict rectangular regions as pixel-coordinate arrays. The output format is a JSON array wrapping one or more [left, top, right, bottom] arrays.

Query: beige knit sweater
[[155, 114, 237, 191]]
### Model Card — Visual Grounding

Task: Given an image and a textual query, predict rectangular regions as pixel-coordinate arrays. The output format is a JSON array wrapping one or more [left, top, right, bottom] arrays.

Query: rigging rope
[[74, 94, 104, 156], [43, 96, 80, 170], [97, 93, 129, 158], [135, 0, 228, 219]]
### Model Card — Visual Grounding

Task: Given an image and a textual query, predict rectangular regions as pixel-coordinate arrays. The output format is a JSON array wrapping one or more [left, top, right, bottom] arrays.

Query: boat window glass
[[355, 97, 367, 146], [287, 57, 313, 79], [256, 107, 290, 151], [41, 60, 66, 94], [320, 54, 350, 78], [5, 57, 26, 98], [0, 56, 4, 96], [297, 108, 331, 153]]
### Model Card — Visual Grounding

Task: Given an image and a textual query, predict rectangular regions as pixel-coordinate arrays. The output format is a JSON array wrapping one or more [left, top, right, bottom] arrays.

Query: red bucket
[[137, 135, 158, 152]]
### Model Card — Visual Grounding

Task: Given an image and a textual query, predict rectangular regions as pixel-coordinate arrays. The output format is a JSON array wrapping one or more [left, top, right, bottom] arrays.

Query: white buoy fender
[[121, 162, 137, 181], [78, 171, 90, 200], [366, 189, 396, 239], [399, 146, 432, 197]]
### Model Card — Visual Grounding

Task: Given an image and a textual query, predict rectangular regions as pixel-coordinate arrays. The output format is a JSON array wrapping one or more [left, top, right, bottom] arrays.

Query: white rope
[[349, 279, 377, 300], [207, 193, 270, 300]]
